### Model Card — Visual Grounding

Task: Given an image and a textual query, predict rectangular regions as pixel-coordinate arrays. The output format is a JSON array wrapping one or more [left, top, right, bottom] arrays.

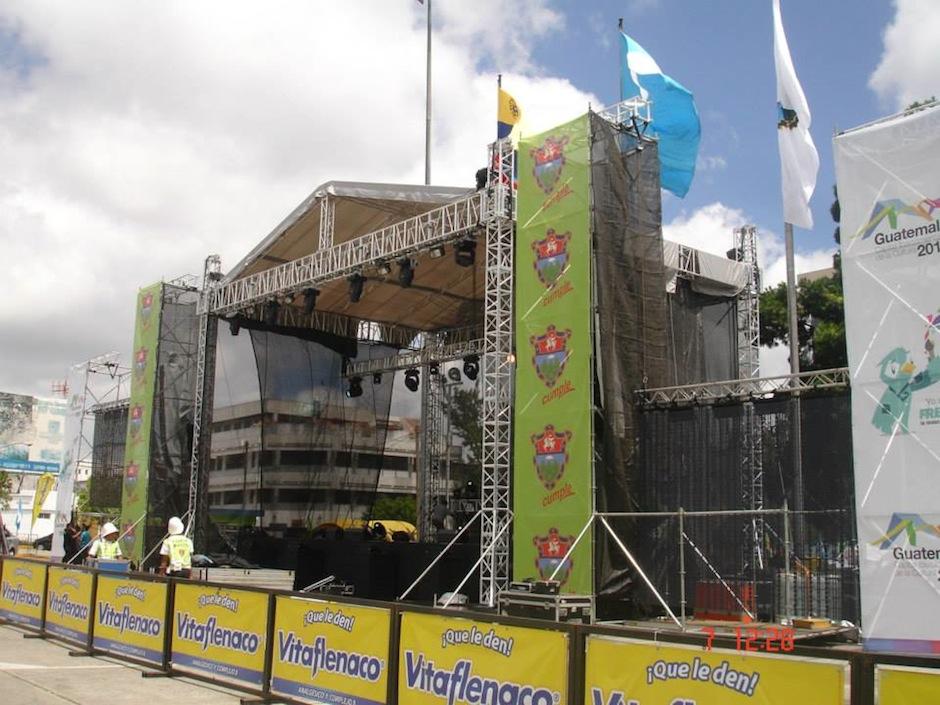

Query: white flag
[[773, 0, 818, 229]]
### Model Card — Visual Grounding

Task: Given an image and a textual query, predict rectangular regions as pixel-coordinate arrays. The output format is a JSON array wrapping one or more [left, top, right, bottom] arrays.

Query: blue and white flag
[[620, 32, 701, 198], [773, 0, 818, 229]]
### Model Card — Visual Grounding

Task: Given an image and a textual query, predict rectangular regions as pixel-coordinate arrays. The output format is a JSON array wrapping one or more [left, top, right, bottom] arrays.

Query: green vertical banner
[[119, 282, 163, 564], [514, 114, 593, 594]]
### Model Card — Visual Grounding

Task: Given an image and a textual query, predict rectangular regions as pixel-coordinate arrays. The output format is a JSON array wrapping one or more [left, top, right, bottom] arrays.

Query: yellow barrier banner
[[171, 583, 268, 687], [398, 612, 569, 705], [93, 575, 167, 665], [876, 664, 940, 704], [45, 566, 93, 644], [585, 635, 847, 705], [0, 558, 46, 629], [271, 596, 391, 705]]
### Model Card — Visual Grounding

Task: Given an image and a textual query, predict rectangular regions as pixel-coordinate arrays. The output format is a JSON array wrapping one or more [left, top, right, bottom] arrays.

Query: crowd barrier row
[[1, 556, 938, 705]]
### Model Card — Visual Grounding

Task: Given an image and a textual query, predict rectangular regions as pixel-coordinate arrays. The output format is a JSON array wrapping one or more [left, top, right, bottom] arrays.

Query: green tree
[[0, 471, 11, 510], [445, 387, 482, 465], [370, 495, 417, 524]]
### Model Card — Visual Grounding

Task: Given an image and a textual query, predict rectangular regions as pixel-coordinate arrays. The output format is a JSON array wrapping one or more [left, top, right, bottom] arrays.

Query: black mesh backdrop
[[666, 279, 738, 385], [238, 329, 396, 564], [90, 404, 128, 510], [634, 392, 858, 623], [589, 113, 670, 608], [145, 284, 199, 565]]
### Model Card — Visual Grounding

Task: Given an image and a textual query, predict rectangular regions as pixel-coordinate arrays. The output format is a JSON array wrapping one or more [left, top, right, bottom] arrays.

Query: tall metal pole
[[424, 0, 432, 185], [618, 18, 624, 103], [785, 223, 805, 549]]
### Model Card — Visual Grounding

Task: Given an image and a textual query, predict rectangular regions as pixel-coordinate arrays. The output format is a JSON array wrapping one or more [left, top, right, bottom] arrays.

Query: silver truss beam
[[319, 194, 335, 250], [479, 138, 515, 606], [346, 337, 484, 377], [186, 254, 222, 538], [734, 225, 761, 379], [420, 366, 446, 541], [597, 97, 653, 130], [636, 367, 850, 406], [211, 192, 486, 316]]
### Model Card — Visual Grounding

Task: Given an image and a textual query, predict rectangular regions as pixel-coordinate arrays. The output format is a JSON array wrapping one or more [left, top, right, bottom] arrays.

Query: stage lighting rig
[[229, 319, 240, 336], [447, 367, 462, 383], [348, 273, 365, 303], [429, 245, 445, 259], [263, 300, 279, 326], [376, 261, 392, 276], [302, 288, 320, 314], [429, 362, 439, 376], [346, 376, 363, 398], [404, 368, 420, 392], [373, 372, 382, 385], [455, 239, 476, 268], [463, 354, 480, 381], [398, 258, 415, 287]]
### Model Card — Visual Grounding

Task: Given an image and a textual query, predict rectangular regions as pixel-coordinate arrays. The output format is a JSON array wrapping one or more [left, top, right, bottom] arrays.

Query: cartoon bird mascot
[[872, 339, 940, 434]]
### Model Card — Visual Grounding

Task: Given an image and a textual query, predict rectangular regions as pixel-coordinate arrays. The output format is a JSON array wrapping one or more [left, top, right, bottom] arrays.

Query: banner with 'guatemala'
[[834, 104, 940, 652]]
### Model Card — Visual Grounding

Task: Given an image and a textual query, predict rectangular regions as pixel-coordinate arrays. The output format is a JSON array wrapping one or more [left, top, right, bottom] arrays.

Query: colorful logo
[[531, 425, 571, 491], [134, 347, 148, 378], [129, 404, 144, 438], [871, 513, 940, 549], [533, 528, 574, 584], [872, 345, 940, 434], [530, 325, 571, 388], [531, 229, 571, 289], [124, 462, 138, 487], [530, 135, 569, 194], [776, 102, 799, 129], [140, 291, 154, 323], [854, 196, 940, 240]]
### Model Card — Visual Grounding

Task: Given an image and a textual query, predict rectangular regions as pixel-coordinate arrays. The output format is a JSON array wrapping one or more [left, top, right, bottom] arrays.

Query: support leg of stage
[[443, 512, 513, 608], [398, 510, 482, 601], [597, 515, 683, 629]]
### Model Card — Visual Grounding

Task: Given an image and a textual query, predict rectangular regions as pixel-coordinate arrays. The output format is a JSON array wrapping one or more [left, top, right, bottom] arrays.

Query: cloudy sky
[[0, 0, 937, 398]]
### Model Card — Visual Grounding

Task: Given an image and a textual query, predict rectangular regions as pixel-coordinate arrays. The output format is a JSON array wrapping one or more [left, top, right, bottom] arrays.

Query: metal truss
[[346, 336, 484, 377], [597, 97, 653, 130], [319, 194, 335, 250], [636, 368, 850, 407], [479, 138, 515, 606], [733, 226, 761, 379], [187, 255, 222, 540], [211, 192, 486, 316], [420, 367, 446, 541], [233, 301, 426, 350]]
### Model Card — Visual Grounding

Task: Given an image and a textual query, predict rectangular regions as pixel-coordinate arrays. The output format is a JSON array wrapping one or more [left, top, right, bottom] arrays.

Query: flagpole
[[424, 0, 432, 185], [618, 17, 624, 103], [785, 221, 805, 550]]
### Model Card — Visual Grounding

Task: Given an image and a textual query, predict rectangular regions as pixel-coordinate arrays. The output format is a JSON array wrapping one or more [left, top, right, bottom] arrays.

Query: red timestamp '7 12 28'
[[702, 626, 796, 652]]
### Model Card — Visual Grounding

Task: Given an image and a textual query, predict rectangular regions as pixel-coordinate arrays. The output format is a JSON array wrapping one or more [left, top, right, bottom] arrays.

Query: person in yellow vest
[[159, 516, 193, 578], [87, 522, 122, 563]]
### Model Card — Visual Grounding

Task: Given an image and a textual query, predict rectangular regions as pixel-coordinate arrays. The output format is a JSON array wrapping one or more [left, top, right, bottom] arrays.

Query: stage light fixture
[[229, 319, 240, 336], [264, 300, 279, 326], [429, 245, 445, 259], [404, 368, 420, 392], [302, 287, 320, 315], [348, 273, 365, 303], [429, 362, 439, 376], [398, 258, 414, 287], [283, 292, 295, 305], [377, 261, 392, 276], [346, 376, 363, 399], [373, 372, 382, 385], [447, 367, 462, 383], [463, 354, 479, 381], [455, 239, 476, 268]]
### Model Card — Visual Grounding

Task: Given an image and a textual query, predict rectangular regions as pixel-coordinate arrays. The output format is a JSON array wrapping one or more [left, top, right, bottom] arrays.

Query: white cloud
[[663, 201, 835, 289], [870, 0, 940, 109], [696, 155, 727, 171], [0, 1, 594, 397]]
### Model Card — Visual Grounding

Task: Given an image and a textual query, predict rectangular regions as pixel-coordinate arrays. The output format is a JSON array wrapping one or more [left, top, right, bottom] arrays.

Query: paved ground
[[0, 624, 247, 705]]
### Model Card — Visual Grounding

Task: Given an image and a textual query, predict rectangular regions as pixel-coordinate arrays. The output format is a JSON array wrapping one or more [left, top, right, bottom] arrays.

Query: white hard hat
[[168, 517, 184, 536], [101, 522, 118, 537]]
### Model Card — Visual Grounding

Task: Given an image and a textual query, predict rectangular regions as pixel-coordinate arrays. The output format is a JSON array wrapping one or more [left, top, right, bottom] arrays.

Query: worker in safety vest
[[159, 516, 193, 578], [87, 522, 122, 562]]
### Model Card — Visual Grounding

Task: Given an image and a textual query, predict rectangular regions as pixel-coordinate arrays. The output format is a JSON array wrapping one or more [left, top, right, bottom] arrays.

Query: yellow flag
[[32, 473, 56, 525], [497, 87, 521, 139]]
